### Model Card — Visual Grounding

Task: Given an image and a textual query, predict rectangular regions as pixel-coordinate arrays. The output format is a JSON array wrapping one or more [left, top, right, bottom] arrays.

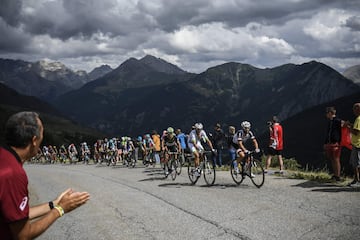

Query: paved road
[[25, 163, 360, 240]]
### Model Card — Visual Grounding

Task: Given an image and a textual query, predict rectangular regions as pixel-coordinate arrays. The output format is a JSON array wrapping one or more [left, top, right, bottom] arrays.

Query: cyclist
[[42, 145, 50, 163], [133, 136, 144, 165], [93, 140, 102, 164], [232, 121, 260, 175], [48, 145, 57, 163], [107, 138, 117, 165], [162, 127, 181, 175], [80, 142, 90, 164], [59, 144, 68, 163], [143, 134, 155, 166], [188, 123, 215, 177], [68, 143, 78, 164]]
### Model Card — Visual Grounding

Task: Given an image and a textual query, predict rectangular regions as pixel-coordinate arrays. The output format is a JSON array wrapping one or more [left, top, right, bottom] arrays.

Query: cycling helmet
[[145, 134, 151, 139], [137, 136, 142, 141], [241, 121, 251, 129], [194, 123, 203, 130], [167, 127, 174, 134]]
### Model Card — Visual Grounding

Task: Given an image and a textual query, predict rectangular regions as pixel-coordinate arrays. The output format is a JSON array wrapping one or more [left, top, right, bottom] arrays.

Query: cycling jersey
[[188, 129, 209, 152], [233, 129, 255, 150], [164, 135, 179, 152], [144, 138, 154, 149]]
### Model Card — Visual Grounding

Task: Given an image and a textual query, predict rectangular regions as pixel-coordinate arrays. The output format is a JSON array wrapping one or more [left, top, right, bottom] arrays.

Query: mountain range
[[53, 56, 359, 137], [0, 59, 112, 101]]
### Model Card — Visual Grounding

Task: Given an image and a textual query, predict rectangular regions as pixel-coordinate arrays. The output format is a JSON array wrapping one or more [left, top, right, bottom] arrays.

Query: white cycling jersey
[[188, 129, 209, 152]]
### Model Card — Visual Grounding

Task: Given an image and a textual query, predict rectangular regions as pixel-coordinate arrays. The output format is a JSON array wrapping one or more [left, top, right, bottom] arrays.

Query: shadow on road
[[310, 187, 360, 193], [157, 182, 253, 189], [291, 180, 360, 192]]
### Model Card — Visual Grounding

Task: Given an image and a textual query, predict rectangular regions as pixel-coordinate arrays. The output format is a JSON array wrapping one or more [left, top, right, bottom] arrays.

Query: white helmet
[[194, 123, 203, 130], [241, 121, 251, 129]]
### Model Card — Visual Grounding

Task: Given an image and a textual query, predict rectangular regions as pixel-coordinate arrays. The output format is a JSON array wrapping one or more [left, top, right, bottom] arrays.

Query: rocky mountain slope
[[0, 83, 104, 146], [343, 64, 360, 85]]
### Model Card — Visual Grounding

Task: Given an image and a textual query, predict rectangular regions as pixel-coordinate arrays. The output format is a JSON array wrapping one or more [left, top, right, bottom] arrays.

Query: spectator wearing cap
[[212, 123, 226, 167]]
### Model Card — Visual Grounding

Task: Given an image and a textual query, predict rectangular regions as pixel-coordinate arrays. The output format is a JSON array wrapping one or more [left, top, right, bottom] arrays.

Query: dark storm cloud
[[0, 0, 22, 26], [346, 16, 360, 31], [0, 0, 358, 73]]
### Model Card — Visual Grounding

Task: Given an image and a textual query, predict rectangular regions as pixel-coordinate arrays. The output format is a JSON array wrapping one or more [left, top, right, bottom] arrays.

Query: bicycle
[[187, 150, 216, 186], [166, 151, 182, 180], [124, 150, 136, 168], [230, 150, 265, 188], [106, 150, 117, 166], [143, 148, 156, 167]]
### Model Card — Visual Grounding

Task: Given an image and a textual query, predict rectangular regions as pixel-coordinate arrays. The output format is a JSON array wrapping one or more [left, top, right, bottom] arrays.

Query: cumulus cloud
[[0, 0, 359, 73]]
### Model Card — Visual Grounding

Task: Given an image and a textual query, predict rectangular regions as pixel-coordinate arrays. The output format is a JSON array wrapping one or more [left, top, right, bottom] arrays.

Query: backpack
[[340, 126, 352, 150]]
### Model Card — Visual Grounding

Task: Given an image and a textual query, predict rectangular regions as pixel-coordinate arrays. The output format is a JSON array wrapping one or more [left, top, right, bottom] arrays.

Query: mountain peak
[[88, 64, 113, 80], [139, 55, 187, 75], [36, 60, 67, 72]]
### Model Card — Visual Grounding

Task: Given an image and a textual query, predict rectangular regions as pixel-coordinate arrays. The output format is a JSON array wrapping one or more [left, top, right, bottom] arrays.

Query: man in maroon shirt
[[0, 112, 90, 239]]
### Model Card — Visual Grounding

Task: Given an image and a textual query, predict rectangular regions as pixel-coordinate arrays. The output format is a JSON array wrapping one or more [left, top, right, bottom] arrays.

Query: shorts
[[267, 147, 282, 156], [166, 145, 178, 153], [324, 143, 341, 160], [350, 146, 360, 168], [188, 142, 204, 153]]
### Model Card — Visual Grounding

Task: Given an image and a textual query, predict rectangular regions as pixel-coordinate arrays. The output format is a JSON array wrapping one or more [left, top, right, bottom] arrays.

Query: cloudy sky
[[0, 0, 359, 73]]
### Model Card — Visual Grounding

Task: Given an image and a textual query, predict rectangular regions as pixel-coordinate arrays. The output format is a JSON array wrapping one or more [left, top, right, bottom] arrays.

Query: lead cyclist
[[187, 123, 215, 176]]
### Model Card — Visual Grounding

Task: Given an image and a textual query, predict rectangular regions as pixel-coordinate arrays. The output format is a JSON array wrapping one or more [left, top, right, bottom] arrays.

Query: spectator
[[227, 126, 237, 167], [212, 123, 226, 167], [0, 111, 90, 239], [176, 128, 187, 151], [324, 107, 343, 181], [151, 130, 161, 164], [347, 103, 360, 187], [265, 116, 284, 174]]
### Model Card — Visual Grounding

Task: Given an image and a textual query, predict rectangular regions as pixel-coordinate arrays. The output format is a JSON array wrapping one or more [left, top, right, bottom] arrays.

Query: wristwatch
[[49, 201, 54, 209]]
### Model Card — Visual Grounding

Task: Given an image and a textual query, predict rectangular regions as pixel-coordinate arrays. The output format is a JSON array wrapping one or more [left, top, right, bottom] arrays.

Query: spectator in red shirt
[[0, 111, 90, 240], [265, 116, 284, 173]]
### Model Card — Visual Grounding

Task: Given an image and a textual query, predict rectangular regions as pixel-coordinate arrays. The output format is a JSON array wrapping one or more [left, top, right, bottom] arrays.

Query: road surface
[[25, 163, 360, 240]]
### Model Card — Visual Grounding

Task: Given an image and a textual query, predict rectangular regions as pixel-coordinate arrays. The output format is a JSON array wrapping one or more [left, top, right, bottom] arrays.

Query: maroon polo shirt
[[0, 146, 29, 240]]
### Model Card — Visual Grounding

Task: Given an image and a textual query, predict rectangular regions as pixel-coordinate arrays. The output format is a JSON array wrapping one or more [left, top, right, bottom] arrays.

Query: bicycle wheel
[[230, 160, 244, 185], [175, 157, 182, 175], [203, 156, 216, 186], [187, 161, 200, 184], [250, 159, 265, 188], [170, 159, 177, 181]]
